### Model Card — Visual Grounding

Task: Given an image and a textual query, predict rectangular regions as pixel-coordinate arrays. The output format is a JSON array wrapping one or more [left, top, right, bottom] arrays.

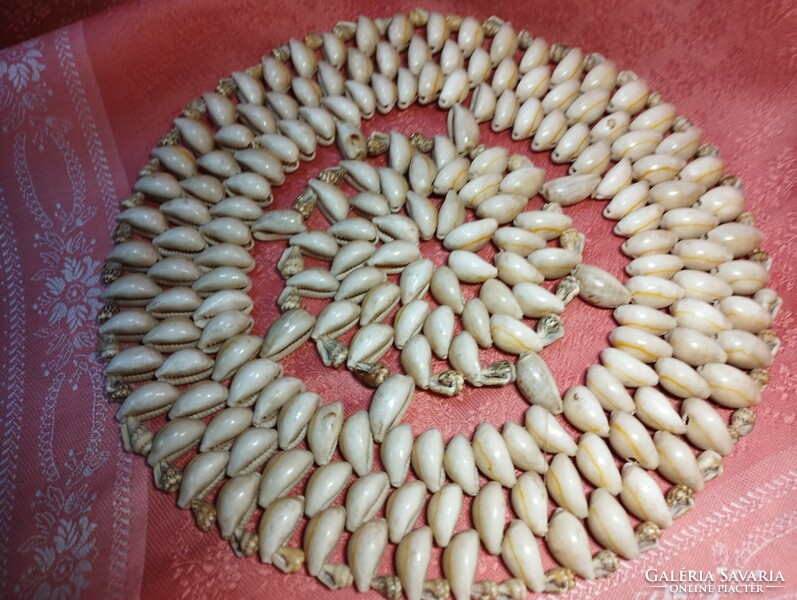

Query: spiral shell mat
[[99, 10, 780, 598]]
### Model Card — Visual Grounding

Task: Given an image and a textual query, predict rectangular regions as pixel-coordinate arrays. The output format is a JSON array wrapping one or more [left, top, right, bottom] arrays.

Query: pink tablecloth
[[1, 0, 796, 598]]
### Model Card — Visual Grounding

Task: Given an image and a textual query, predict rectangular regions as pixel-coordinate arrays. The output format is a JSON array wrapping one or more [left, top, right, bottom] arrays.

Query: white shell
[[513, 282, 565, 318], [411, 428, 446, 492], [481, 278, 524, 319], [655, 356, 711, 399], [546, 453, 589, 518], [444, 434, 480, 496], [510, 471, 549, 537], [461, 298, 493, 348], [525, 405, 577, 455], [423, 305, 455, 360], [634, 386, 687, 434], [443, 529, 480, 600], [386, 480, 427, 544], [444, 218, 499, 251], [706, 223, 764, 258], [472, 481, 507, 555], [516, 351, 563, 414], [545, 508, 595, 580], [427, 484, 464, 548], [717, 329, 773, 369], [613, 303, 678, 335], [490, 314, 543, 355], [502, 421, 547, 474], [178, 450, 229, 508], [502, 520, 546, 593], [586, 364, 635, 412], [681, 397, 734, 455], [339, 410, 374, 476], [369, 374, 415, 442], [609, 325, 673, 363], [587, 488, 640, 559], [472, 422, 517, 487], [304, 505, 348, 577], [257, 448, 313, 510], [399, 258, 434, 304], [381, 423, 415, 487], [257, 495, 304, 564], [608, 411, 659, 469], [719, 296, 773, 333], [345, 472, 390, 532], [216, 472, 260, 540], [306, 400, 342, 465], [396, 526, 433, 600], [348, 519, 389, 593], [698, 362, 761, 408], [666, 327, 727, 366], [347, 322, 394, 367], [576, 432, 623, 495], [669, 298, 732, 335], [672, 270, 733, 303], [563, 385, 609, 436], [654, 431, 704, 491], [431, 265, 466, 310], [619, 463, 672, 528], [625, 275, 684, 308], [401, 334, 432, 389], [303, 462, 352, 517], [574, 264, 631, 308], [394, 300, 431, 349]]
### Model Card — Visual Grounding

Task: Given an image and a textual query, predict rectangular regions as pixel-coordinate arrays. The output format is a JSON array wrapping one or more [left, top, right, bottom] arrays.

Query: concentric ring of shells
[[99, 9, 780, 599]]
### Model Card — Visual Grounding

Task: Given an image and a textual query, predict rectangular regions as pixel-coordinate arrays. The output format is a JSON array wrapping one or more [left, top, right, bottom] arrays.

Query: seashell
[[423, 305, 455, 360], [369, 373, 415, 444], [698, 362, 761, 408], [326, 219, 378, 246], [601, 347, 659, 387], [216, 472, 260, 541], [679, 155, 725, 188], [100, 309, 158, 343], [386, 480, 427, 543], [472, 422, 517, 487], [613, 203, 664, 237], [439, 67, 469, 109], [260, 309, 315, 361], [634, 386, 687, 434], [297, 400, 341, 466], [586, 363, 635, 412], [717, 329, 773, 370], [621, 229, 679, 258], [682, 397, 734, 455], [492, 227, 546, 257], [672, 270, 733, 303], [147, 418, 205, 466], [401, 334, 431, 390], [709, 222, 765, 259], [588, 489, 640, 559], [348, 519, 389, 593], [570, 140, 611, 175], [434, 191, 467, 242], [572, 264, 631, 308], [310, 303, 359, 344], [257, 448, 313, 510], [613, 303, 678, 336], [720, 295, 774, 334], [501, 521, 546, 593], [200, 407, 252, 452], [512, 282, 564, 319], [576, 433, 622, 495], [363, 241, 421, 275], [492, 254, 542, 290], [490, 20, 518, 64], [276, 391, 320, 449], [377, 40, 401, 78], [456, 15, 484, 58], [346, 472, 390, 532], [469, 82, 497, 123], [106, 240, 160, 273], [695, 185, 745, 222], [396, 67, 419, 109], [672, 239, 733, 271], [655, 356, 711, 399], [453, 300, 492, 351], [412, 428, 446, 492], [608, 411, 659, 469], [116, 381, 179, 422], [566, 89, 611, 127], [714, 260, 770, 296], [563, 386, 609, 436], [339, 410, 374, 477], [551, 122, 589, 164], [425, 484, 464, 550], [660, 208, 719, 241], [595, 159, 634, 203], [626, 252, 685, 279], [258, 496, 304, 565], [448, 332, 482, 386], [193, 291, 253, 331], [169, 380, 227, 419], [177, 450, 229, 508], [546, 509, 595, 580], [154, 348, 213, 385], [235, 103, 278, 136], [654, 431, 704, 491], [447, 103, 480, 155], [227, 427, 278, 477], [552, 45, 583, 82], [443, 529, 480, 600], [102, 274, 163, 308], [192, 244, 255, 273], [526, 405, 577, 455], [446, 252, 496, 286], [297, 106, 336, 146], [374, 170, 409, 215], [513, 351, 563, 414], [669, 298, 733, 336], [443, 434, 480, 497], [140, 316, 200, 352], [666, 327, 727, 366], [619, 463, 672, 528], [531, 109, 569, 151], [395, 526, 433, 600], [632, 154, 685, 185], [134, 171, 183, 202], [472, 481, 507, 555], [150, 144, 197, 179], [304, 506, 347, 576], [540, 173, 600, 207], [546, 453, 589, 518], [191, 267, 251, 298], [196, 310, 253, 353], [398, 258, 433, 304], [609, 325, 673, 363], [347, 322, 394, 369], [401, 192, 436, 242], [625, 275, 684, 308], [527, 248, 582, 280], [443, 219, 498, 254], [393, 300, 431, 349], [491, 89, 520, 132], [372, 419, 414, 488]]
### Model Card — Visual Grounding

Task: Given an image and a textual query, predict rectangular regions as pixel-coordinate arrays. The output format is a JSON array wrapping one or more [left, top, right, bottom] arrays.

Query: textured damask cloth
[[0, 0, 795, 598]]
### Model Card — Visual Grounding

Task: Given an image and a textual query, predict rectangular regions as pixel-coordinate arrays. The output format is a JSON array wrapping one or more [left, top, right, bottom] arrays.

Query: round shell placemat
[[98, 10, 781, 599]]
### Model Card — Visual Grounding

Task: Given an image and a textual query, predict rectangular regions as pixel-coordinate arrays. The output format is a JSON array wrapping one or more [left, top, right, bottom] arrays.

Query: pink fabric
[[1, 1, 795, 598]]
